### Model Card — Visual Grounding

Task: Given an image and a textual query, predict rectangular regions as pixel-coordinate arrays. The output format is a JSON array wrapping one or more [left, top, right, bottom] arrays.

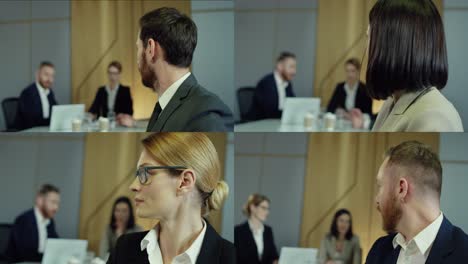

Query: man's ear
[[398, 177, 410, 202]]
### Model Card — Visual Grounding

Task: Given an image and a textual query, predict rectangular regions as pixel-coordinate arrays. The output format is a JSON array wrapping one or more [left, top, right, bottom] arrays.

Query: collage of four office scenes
[[1, 0, 468, 264]]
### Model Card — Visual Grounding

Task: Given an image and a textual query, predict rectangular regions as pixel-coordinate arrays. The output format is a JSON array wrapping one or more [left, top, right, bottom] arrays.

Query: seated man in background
[[88, 61, 133, 119], [5, 184, 61, 262], [327, 58, 372, 117], [249, 51, 297, 120], [15, 61, 59, 130], [366, 141, 468, 263]]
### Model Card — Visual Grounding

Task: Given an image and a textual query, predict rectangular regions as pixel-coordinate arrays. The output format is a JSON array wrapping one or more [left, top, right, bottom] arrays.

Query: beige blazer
[[372, 87, 463, 132], [317, 234, 361, 264]]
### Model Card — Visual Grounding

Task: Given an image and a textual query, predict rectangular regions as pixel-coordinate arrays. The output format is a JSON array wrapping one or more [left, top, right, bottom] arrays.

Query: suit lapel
[[151, 75, 197, 131], [196, 222, 221, 264], [426, 217, 454, 264]]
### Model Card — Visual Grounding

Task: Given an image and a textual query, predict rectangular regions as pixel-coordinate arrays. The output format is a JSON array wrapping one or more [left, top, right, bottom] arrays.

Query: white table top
[[235, 119, 369, 132], [20, 120, 148, 133]]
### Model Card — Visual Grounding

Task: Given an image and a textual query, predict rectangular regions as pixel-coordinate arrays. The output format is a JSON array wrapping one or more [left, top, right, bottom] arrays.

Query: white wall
[[440, 133, 468, 232], [0, 134, 84, 238], [234, 0, 318, 120], [191, 1, 235, 114], [443, 0, 468, 129], [0, 0, 71, 130], [235, 133, 308, 250]]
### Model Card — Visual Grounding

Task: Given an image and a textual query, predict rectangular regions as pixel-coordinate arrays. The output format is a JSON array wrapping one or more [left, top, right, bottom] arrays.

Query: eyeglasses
[[135, 166, 187, 184]]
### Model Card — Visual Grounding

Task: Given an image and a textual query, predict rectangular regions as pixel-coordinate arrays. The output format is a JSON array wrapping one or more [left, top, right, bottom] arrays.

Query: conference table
[[20, 120, 149, 132], [235, 119, 369, 132]]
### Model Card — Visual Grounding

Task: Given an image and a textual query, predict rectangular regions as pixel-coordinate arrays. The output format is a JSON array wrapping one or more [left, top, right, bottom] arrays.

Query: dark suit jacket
[[146, 74, 233, 132], [5, 208, 59, 263], [15, 83, 58, 130], [107, 221, 235, 264], [366, 216, 468, 264], [327, 82, 372, 115], [234, 221, 279, 264], [88, 85, 133, 118], [249, 73, 295, 120]]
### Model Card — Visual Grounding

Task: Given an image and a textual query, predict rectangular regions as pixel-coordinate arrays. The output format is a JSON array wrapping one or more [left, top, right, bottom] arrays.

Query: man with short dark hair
[[118, 7, 233, 131], [15, 61, 59, 130], [366, 141, 468, 263], [5, 184, 61, 262], [249, 51, 297, 120]]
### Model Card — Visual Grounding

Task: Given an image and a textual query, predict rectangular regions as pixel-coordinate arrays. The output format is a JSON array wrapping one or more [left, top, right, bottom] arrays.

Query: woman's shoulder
[[116, 230, 149, 245]]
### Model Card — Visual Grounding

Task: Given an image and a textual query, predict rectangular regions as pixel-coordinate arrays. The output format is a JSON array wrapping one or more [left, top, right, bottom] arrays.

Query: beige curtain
[[300, 133, 439, 263], [314, 0, 443, 114], [79, 133, 227, 254], [71, 1, 191, 120]]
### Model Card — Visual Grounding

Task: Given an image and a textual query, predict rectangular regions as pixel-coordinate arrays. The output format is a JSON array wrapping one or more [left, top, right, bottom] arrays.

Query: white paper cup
[[304, 112, 315, 129], [99, 117, 110, 132], [324, 113, 337, 131], [72, 119, 82, 132]]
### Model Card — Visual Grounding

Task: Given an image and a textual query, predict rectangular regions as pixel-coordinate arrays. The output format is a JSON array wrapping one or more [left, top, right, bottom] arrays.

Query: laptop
[[281, 97, 321, 126], [42, 238, 88, 264], [279, 247, 318, 264], [49, 104, 85, 131]]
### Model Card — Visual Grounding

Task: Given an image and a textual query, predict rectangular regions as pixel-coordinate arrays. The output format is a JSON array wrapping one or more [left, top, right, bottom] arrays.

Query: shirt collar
[[344, 82, 359, 94], [393, 212, 444, 255], [34, 206, 50, 225], [141, 219, 207, 264], [158, 72, 191, 110], [36, 82, 50, 96], [105, 84, 120, 94], [247, 219, 264, 234], [274, 71, 288, 88], [389, 87, 435, 115]]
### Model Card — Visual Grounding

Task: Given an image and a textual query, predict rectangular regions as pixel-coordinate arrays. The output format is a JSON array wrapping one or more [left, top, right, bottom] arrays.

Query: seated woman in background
[[107, 133, 234, 264], [88, 61, 133, 119], [318, 209, 361, 264], [366, 0, 463, 131], [99, 196, 143, 259], [235, 194, 279, 264], [327, 58, 373, 118]]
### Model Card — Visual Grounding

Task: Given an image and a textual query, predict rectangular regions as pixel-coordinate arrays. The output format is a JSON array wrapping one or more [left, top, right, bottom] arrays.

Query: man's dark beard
[[381, 194, 402, 233], [140, 53, 156, 89]]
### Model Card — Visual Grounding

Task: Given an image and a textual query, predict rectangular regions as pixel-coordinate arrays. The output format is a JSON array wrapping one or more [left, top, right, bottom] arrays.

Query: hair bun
[[206, 180, 229, 213]]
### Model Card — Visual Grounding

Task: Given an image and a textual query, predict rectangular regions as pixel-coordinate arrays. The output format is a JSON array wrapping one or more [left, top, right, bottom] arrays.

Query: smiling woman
[[107, 132, 234, 264]]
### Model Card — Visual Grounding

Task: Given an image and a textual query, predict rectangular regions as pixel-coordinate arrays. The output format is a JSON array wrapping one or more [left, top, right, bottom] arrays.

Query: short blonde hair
[[243, 193, 270, 217], [141, 133, 229, 216]]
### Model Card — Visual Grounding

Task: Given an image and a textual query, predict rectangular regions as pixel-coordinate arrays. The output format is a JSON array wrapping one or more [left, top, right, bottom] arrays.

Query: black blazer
[[234, 221, 279, 264], [146, 74, 234, 132], [327, 82, 372, 116], [366, 216, 468, 264], [249, 73, 295, 120], [107, 221, 235, 264], [15, 83, 58, 130], [5, 208, 59, 263], [88, 85, 133, 118]]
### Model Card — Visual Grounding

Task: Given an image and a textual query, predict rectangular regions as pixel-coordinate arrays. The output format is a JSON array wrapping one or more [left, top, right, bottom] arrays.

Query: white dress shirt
[[36, 82, 51, 119], [105, 84, 119, 113], [248, 220, 265, 260], [34, 207, 50, 253], [344, 82, 358, 111], [158, 72, 192, 113], [393, 212, 444, 264], [140, 219, 207, 264], [273, 71, 289, 111]]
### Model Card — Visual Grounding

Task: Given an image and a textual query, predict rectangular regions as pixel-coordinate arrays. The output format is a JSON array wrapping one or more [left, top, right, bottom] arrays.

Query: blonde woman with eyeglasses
[[107, 133, 234, 264]]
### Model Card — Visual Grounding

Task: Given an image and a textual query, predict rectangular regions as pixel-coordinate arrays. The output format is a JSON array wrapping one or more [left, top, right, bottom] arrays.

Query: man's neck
[[154, 66, 190, 96], [346, 80, 358, 89], [397, 202, 441, 242]]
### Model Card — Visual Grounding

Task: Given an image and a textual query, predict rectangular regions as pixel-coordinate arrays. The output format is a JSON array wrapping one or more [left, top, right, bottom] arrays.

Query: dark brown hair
[[108, 61, 122, 73], [385, 140, 442, 196], [276, 51, 296, 63], [366, 0, 448, 100], [330, 209, 354, 240], [37, 184, 60, 196], [345, 58, 361, 71], [39, 61, 54, 69], [139, 7, 197, 68]]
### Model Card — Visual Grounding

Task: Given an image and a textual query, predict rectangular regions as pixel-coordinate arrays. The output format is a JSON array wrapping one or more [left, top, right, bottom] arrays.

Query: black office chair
[[1, 97, 19, 131], [0, 224, 12, 261], [237, 87, 255, 123]]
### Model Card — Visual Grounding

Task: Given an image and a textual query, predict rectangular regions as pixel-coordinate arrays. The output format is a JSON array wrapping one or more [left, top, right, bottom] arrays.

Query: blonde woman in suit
[[365, 0, 463, 132], [318, 209, 361, 264]]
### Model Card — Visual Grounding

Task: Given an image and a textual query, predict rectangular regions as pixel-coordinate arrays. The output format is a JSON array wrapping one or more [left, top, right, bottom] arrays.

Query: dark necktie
[[147, 102, 162, 131]]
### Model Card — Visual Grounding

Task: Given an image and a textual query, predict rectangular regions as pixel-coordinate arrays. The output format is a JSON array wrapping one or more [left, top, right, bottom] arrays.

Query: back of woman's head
[[366, 0, 448, 100], [141, 133, 229, 216], [110, 196, 135, 231], [242, 193, 270, 217]]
